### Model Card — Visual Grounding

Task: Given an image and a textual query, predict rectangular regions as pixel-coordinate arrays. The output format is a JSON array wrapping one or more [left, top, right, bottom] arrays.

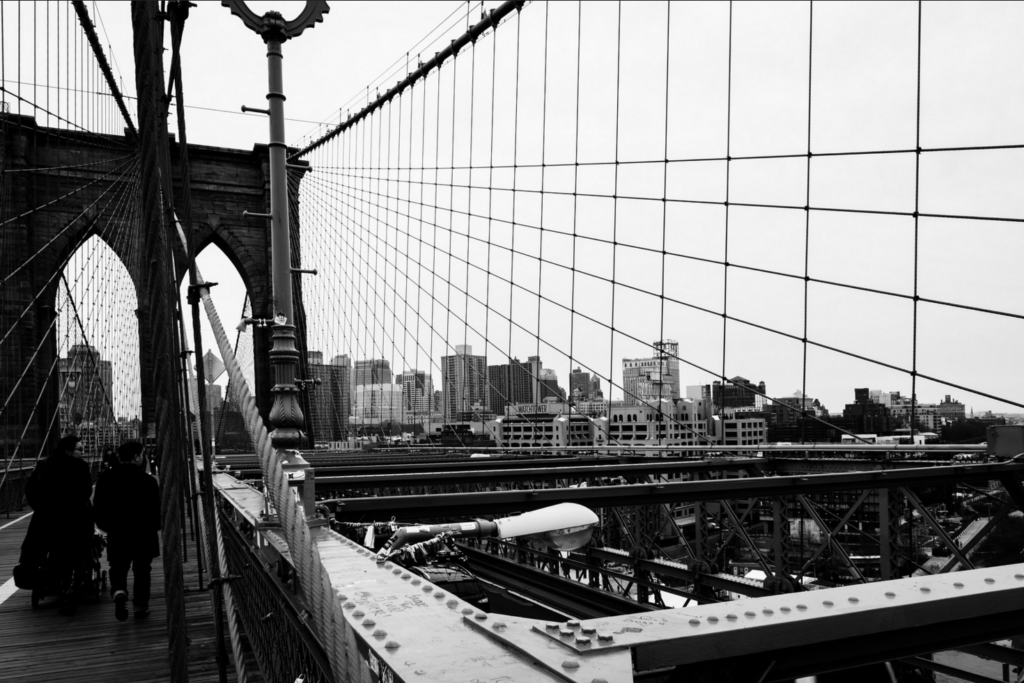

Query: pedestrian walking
[[17, 435, 95, 615], [93, 441, 161, 621]]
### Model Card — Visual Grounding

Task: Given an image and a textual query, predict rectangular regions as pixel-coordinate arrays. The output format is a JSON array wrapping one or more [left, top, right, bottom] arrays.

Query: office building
[[622, 340, 680, 406], [307, 352, 351, 442], [353, 383, 403, 424], [397, 370, 434, 418], [352, 358, 392, 391], [712, 376, 766, 411], [441, 345, 488, 419]]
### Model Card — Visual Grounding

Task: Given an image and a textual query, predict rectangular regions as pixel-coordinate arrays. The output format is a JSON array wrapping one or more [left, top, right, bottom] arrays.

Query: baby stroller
[[30, 531, 107, 611]]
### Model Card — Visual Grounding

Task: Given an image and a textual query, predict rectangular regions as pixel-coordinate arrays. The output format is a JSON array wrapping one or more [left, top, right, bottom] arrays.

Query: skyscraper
[[441, 345, 488, 419], [59, 343, 115, 426], [305, 352, 351, 442], [538, 368, 565, 401], [397, 370, 434, 419], [352, 358, 392, 391], [569, 367, 593, 400], [353, 384, 403, 424], [487, 358, 534, 415]]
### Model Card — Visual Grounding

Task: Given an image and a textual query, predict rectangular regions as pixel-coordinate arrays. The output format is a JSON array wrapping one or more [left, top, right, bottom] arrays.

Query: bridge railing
[[213, 474, 333, 683], [0, 465, 32, 516]]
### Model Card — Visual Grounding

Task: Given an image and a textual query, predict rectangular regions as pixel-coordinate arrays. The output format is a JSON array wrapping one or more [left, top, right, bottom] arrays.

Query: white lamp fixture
[[376, 502, 599, 561]]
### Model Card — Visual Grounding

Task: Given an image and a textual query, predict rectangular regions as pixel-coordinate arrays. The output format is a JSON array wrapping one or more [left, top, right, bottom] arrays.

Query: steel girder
[[334, 462, 1024, 519]]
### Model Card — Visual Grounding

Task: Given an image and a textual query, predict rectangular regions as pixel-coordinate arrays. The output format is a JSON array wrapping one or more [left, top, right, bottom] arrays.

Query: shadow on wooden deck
[[1, 510, 233, 683]]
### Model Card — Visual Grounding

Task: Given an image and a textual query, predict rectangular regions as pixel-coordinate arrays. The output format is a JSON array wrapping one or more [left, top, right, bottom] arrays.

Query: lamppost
[[223, 1, 328, 515]]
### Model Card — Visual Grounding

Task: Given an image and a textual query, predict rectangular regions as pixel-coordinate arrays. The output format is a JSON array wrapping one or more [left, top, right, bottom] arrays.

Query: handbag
[[12, 563, 41, 590]]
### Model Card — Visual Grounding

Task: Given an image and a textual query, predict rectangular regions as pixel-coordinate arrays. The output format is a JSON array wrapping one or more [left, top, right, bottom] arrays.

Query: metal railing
[[217, 499, 334, 683], [0, 465, 32, 516]]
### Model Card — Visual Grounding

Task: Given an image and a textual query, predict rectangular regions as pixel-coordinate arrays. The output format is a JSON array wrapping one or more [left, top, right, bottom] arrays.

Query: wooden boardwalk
[[0, 508, 234, 683]]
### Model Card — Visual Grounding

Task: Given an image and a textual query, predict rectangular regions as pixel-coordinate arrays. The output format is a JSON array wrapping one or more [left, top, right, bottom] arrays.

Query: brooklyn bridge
[[2, 2, 1024, 682]]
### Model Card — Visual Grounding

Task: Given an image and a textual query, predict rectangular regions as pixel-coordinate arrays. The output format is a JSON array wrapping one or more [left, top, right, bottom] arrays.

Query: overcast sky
[[6, 1, 1022, 419]]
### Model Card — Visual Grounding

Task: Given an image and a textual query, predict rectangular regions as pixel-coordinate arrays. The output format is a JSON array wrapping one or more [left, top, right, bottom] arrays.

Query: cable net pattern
[[1, 1, 141, 482], [291, 2, 1023, 449]]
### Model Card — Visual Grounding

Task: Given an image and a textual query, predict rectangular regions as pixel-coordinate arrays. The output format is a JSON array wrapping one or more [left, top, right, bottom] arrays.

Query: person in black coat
[[93, 440, 161, 621], [19, 434, 95, 615]]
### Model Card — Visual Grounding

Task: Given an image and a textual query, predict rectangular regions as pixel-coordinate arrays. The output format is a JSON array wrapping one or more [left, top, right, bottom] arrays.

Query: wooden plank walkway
[[0, 509, 234, 683]]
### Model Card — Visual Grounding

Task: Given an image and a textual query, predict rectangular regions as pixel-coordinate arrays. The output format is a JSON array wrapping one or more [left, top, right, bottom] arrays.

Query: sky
[[6, 1, 1023, 419]]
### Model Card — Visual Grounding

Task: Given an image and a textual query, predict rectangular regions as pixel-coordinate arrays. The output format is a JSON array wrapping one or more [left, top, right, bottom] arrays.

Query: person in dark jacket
[[19, 434, 95, 615], [93, 441, 161, 621]]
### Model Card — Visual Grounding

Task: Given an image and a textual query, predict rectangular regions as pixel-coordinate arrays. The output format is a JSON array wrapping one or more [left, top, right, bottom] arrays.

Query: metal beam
[[550, 563, 1024, 678], [463, 546, 663, 619], [902, 487, 975, 570], [956, 642, 1024, 668], [798, 495, 864, 582], [722, 499, 775, 578], [590, 546, 775, 598], [940, 506, 1012, 573], [316, 458, 764, 488], [902, 656, 1007, 683], [335, 462, 1024, 519], [797, 489, 871, 575]]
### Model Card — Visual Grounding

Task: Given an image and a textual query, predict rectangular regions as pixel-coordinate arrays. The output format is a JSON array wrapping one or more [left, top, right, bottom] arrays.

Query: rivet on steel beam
[[762, 609, 773, 616], [920, 587, 931, 593], [434, 593, 445, 600], [796, 604, 807, 611], [362, 619, 376, 627], [726, 614, 737, 621], [598, 632, 614, 641], [592, 679, 609, 683], [560, 628, 574, 638], [953, 583, 964, 588], [885, 592, 896, 598], [422, 585, 432, 593], [344, 602, 356, 610], [581, 626, 597, 634], [337, 593, 348, 601], [744, 611, 756, 618], [576, 636, 592, 646], [985, 578, 996, 584], [385, 640, 400, 649], [689, 619, 700, 626], [567, 619, 581, 629], [823, 601, 834, 607], [779, 606, 791, 613], [411, 578, 421, 586], [462, 607, 474, 615], [707, 616, 719, 623], [474, 612, 487, 620], [384, 563, 393, 569], [493, 622, 507, 630], [545, 622, 559, 631], [393, 568, 403, 575], [447, 599, 458, 609], [848, 597, 859, 604], [353, 610, 365, 618], [401, 573, 411, 579], [562, 660, 580, 669], [1015, 574, 1023, 581], [373, 629, 387, 638]]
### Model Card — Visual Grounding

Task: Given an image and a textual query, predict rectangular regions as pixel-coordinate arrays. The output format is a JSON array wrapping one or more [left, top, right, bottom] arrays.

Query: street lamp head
[[491, 503, 599, 551], [222, 0, 329, 42], [375, 503, 600, 562]]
